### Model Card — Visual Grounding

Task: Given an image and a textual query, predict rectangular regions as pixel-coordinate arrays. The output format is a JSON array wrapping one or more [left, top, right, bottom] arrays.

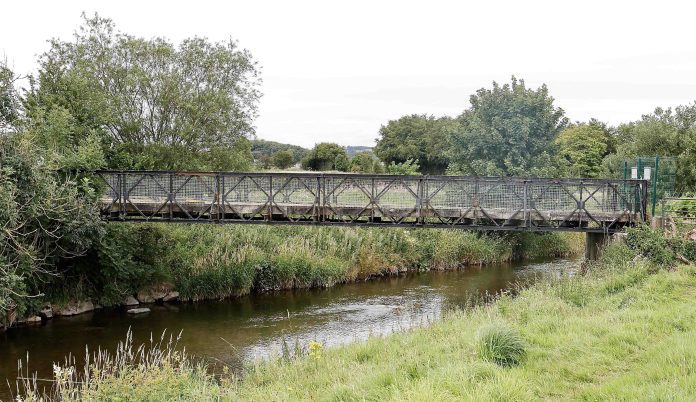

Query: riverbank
[[17, 227, 696, 400], [37, 224, 582, 317]]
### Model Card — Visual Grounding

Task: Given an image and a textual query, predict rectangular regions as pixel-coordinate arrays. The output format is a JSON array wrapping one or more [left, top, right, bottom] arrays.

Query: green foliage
[[477, 322, 527, 367], [271, 150, 295, 169], [0, 60, 21, 134], [26, 106, 106, 171], [92, 225, 168, 305], [0, 136, 102, 325], [350, 151, 384, 173], [89, 224, 577, 303], [386, 159, 421, 175], [613, 104, 696, 192], [110, 138, 253, 171], [251, 139, 308, 166], [513, 232, 585, 260], [555, 123, 613, 178], [374, 114, 454, 174], [447, 77, 567, 177], [301, 142, 349, 171], [625, 225, 677, 266], [27, 13, 260, 171]]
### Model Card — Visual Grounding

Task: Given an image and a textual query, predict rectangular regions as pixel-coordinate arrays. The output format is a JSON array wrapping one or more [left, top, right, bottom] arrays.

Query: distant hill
[[251, 139, 308, 164], [345, 145, 373, 158]]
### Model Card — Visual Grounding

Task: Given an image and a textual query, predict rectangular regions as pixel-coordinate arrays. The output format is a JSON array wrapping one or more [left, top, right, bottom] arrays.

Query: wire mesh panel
[[123, 173, 170, 220], [661, 197, 696, 226], [372, 177, 420, 223], [322, 176, 373, 222], [271, 175, 319, 221], [424, 177, 476, 224], [97, 172, 121, 217], [97, 171, 648, 232], [221, 175, 271, 220]]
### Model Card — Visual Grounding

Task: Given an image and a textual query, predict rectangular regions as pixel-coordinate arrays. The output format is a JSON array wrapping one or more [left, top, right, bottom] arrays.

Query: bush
[[625, 225, 676, 266], [477, 322, 526, 367]]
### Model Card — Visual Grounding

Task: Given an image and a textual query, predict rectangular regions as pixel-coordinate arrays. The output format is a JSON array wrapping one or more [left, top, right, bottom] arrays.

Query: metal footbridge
[[96, 171, 648, 233]]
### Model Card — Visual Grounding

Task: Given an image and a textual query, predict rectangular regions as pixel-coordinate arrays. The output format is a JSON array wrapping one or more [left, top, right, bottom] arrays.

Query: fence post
[[169, 173, 173, 220], [220, 174, 226, 222], [268, 175, 273, 222], [416, 177, 424, 225], [315, 175, 321, 222], [118, 173, 124, 220], [523, 180, 528, 228], [651, 156, 659, 217]]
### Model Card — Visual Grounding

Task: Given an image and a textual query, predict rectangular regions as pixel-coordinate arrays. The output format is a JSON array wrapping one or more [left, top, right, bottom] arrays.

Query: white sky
[[3, 0, 696, 148]]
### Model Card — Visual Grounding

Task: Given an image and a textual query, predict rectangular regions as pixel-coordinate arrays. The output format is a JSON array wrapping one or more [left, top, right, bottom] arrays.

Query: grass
[[24, 240, 696, 401], [476, 323, 526, 367], [87, 224, 582, 304]]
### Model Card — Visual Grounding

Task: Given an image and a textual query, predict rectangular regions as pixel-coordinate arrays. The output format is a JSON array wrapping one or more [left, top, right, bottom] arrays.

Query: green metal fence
[[621, 156, 677, 216]]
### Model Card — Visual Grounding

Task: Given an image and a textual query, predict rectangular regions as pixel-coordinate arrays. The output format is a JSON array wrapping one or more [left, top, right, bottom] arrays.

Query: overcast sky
[[3, 0, 696, 148]]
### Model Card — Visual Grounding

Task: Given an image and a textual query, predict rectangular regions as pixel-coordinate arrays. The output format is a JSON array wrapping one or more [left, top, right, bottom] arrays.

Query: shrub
[[625, 225, 676, 266], [477, 322, 526, 367]]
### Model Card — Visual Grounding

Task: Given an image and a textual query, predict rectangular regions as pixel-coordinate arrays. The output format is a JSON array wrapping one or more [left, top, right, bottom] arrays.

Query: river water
[[0, 258, 577, 399]]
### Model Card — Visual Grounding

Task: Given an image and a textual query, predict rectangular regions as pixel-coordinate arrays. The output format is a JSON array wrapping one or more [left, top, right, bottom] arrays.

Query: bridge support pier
[[585, 232, 609, 261]]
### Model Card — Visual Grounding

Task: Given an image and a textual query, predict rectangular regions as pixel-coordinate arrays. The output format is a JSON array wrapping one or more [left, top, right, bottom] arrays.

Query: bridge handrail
[[94, 170, 649, 232]]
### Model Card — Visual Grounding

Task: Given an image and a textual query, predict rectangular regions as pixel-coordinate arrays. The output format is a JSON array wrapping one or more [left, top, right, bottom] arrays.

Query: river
[[0, 258, 578, 399]]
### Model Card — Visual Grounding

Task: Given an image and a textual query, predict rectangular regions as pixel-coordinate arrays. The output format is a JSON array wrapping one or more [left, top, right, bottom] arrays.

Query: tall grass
[[17, 330, 222, 402], [93, 224, 580, 303]]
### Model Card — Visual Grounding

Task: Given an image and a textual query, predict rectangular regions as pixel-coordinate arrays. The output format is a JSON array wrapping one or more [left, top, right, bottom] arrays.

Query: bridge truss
[[97, 171, 648, 233]]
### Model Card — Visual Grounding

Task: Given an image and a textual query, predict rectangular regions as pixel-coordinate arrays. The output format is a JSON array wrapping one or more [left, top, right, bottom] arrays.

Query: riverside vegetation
[[57, 224, 582, 307], [16, 226, 696, 401]]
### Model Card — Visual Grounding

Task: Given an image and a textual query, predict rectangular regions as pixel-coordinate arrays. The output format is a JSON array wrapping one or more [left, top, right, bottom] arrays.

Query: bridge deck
[[97, 171, 648, 233]]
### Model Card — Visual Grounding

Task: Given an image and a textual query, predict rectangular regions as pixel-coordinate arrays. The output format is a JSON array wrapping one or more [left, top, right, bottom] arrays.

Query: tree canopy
[[251, 139, 308, 166], [555, 123, 613, 178], [447, 77, 567, 176], [614, 105, 696, 192], [374, 114, 453, 174], [27, 13, 260, 170], [0, 61, 21, 134], [301, 143, 349, 171], [271, 150, 295, 169], [350, 151, 384, 173]]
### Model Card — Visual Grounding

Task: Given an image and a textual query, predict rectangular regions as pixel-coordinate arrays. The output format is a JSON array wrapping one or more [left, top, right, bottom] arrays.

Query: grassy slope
[[226, 257, 696, 401], [43, 244, 695, 401]]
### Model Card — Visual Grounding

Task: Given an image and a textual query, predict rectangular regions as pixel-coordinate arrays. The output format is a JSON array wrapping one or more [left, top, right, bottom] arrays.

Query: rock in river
[[57, 301, 95, 316], [123, 295, 139, 306], [127, 307, 151, 315], [162, 291, 180, 302]]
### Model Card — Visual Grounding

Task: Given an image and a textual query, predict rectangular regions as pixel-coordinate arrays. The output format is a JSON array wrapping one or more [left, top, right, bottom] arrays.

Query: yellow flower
[[308, 341, 323, 360]]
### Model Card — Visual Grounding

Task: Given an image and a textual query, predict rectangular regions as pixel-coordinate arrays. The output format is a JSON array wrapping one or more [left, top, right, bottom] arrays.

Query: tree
[[555, 123, 613, 178], [350, 151, 384, 173], [27, 13, 260, 170], [271, 150, 294, 169], [0, 60, 21, 134], [374, 114, 453, 174], [251, 139, 308, 165], [301, 143, 349, 171], [613, 105, 696, 192], [448, 77, 567, 177]]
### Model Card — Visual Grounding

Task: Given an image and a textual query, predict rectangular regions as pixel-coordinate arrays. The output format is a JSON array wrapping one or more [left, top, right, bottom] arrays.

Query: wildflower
[[308, 341, 323, 361]]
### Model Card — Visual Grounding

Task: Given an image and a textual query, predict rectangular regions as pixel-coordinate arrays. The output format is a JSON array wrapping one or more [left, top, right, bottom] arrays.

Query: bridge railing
[[96, 171, 648, 233]]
